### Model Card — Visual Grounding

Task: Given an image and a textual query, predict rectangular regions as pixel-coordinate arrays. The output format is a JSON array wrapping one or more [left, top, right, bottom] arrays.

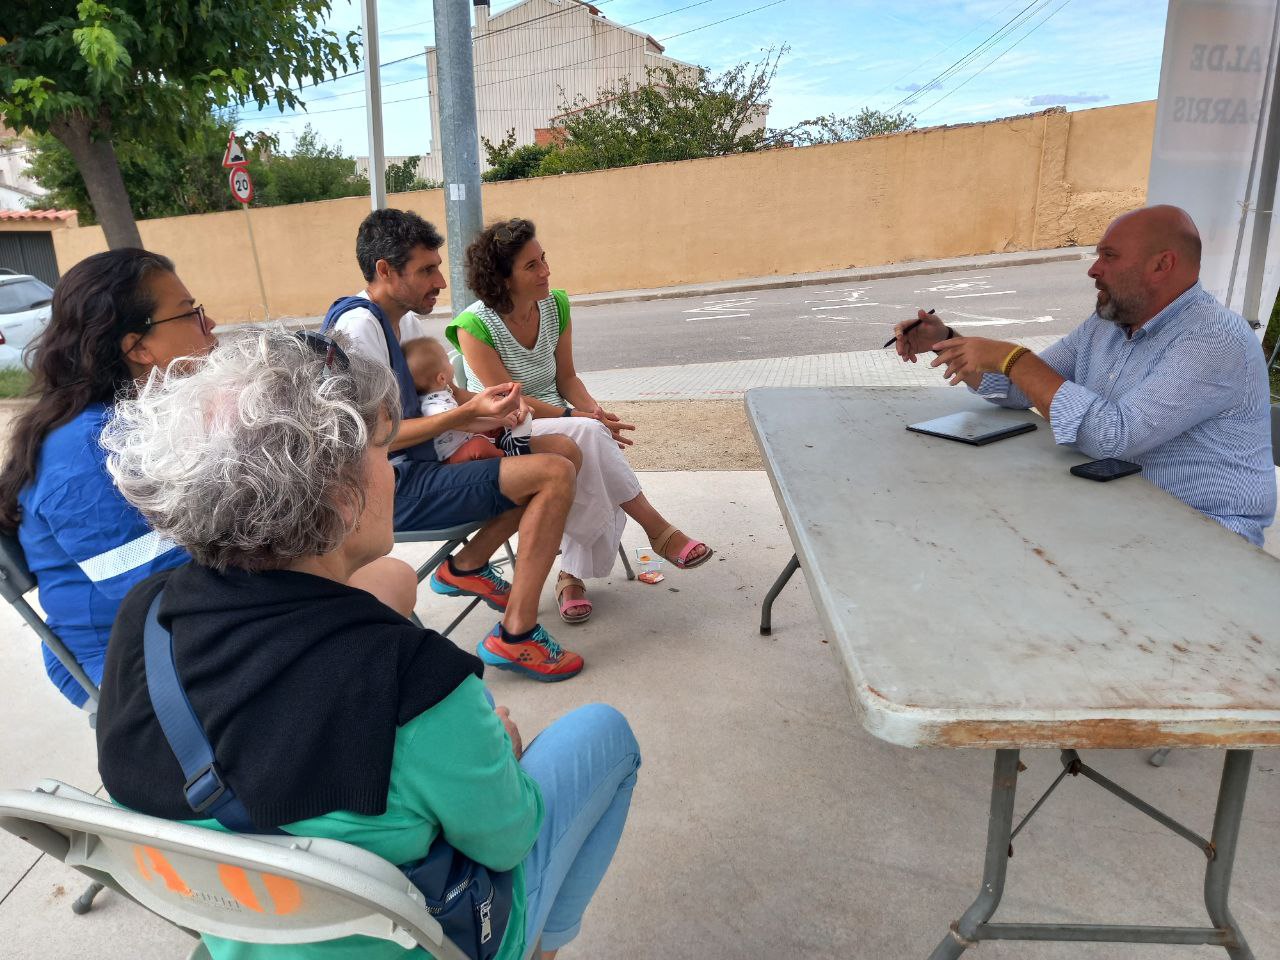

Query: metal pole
[[1241, 5, 1280, 327], [361, 0, 387, 211], [434, 0, 485, 311], [241, 204, 270, 321]]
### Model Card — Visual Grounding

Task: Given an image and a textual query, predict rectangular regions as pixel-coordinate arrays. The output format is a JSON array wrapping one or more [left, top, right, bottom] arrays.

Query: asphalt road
[[566, 256, 1100, 372], [404, 256, 1103, 373]]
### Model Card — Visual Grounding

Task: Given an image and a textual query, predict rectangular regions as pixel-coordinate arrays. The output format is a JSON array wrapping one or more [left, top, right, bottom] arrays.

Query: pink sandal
[[556, 572, 593, 624], [651, 525, 715, 569]]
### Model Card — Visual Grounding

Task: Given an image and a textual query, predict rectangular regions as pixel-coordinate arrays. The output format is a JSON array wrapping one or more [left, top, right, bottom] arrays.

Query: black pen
[[883, 309, 936, 349]]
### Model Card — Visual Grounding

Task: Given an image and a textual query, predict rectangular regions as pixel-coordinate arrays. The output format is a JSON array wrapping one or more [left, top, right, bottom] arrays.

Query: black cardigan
[[97, 562, 482, 829]]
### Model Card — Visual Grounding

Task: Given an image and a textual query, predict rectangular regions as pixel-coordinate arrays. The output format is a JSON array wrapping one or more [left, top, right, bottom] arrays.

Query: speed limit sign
[[229, 166, 254, 204]]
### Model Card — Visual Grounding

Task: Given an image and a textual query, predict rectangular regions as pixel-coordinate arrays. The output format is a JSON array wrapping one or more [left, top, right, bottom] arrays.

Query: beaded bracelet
[[1000, 346, 1030, 377]]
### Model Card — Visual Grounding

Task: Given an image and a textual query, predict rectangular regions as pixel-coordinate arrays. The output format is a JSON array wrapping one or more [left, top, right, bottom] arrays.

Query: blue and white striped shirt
[[976, 282, 1275, 546]]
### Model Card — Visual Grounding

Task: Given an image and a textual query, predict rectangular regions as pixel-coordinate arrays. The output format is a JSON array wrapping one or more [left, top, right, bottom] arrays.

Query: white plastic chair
[[0, 780, 470, 960]]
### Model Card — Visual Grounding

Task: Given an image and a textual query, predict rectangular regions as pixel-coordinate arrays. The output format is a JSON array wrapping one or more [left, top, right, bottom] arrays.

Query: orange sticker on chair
[[133, 846, 191, 896], [218, 865, 302, 915]]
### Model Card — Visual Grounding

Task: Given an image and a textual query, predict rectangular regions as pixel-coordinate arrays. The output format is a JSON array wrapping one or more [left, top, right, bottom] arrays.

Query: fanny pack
[[141, 591, 513, 960]]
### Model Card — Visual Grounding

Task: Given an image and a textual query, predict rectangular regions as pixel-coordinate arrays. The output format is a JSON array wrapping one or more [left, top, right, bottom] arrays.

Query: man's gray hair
[[102, 327, 401, 572]]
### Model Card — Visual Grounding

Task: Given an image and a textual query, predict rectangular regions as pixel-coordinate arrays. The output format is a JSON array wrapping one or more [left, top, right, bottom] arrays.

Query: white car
[[0, 271, 54, 369]]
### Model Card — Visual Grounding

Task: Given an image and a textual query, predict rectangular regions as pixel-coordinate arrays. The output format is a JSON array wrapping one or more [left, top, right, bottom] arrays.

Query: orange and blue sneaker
[[430, 558, 511, 611], [478, 623, 584, 682]]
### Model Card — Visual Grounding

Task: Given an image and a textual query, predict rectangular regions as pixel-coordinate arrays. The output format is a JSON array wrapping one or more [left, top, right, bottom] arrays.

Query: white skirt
[[530, 417, 642, 579]]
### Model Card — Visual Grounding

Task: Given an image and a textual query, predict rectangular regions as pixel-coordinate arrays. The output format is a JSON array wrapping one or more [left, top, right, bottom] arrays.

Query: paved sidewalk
[[582, 335, 1062, 401], [1, 471, 1277, 960]]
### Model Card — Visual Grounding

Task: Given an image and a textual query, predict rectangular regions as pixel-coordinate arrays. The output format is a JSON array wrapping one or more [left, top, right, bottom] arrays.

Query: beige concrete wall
[[53, 101, 1156, 323]]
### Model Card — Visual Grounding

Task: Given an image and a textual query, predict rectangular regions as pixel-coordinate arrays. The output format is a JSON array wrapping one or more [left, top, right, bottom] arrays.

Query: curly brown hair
[[464, 218, 538, 315]]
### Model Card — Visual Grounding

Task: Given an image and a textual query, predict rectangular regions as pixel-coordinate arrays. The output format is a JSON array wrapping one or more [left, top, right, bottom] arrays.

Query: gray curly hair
[[101, 326, 400, 572]]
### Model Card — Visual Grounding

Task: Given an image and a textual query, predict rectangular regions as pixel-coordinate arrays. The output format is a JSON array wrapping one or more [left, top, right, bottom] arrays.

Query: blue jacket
[[17, 404, 187, 705]]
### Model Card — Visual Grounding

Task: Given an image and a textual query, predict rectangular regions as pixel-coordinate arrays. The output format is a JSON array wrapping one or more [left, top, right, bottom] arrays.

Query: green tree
[[26, 109, 276, 222], [383, 155, 438, 193], [537, 50, 783, 176], [784, 108, 917, 145], [481, 129, 553, 182], [254, 125, 368, 206], [0, 1, 358, 248]]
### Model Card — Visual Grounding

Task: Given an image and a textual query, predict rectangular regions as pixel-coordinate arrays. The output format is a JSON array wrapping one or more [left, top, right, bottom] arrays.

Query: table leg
[[759, 554, 800, 636], [928, 750, 1020, 960], [1204, 750, 1254, 960]]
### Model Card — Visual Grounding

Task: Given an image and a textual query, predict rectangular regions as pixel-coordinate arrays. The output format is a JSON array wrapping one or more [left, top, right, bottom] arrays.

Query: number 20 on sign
[[229, 166, 254, 204]]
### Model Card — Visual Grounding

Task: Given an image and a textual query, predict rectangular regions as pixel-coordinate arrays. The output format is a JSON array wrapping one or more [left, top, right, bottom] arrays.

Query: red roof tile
[[0, 209, 77, 222]]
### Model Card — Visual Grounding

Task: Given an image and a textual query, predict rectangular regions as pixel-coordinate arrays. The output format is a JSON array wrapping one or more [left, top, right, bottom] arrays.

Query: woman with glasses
[[0, 249, 415, 707], [451, 219, 713, 625], [95, 327, 640, 960]]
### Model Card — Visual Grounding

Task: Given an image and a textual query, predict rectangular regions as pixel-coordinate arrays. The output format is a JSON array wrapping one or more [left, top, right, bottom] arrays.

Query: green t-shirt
[[197, 675, 543, 960]]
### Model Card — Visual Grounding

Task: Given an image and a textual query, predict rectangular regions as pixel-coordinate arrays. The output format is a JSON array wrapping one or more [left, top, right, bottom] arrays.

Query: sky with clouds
[[243, 0, 1169, 158]]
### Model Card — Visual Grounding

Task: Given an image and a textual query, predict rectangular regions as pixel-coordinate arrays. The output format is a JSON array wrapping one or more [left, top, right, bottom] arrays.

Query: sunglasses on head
[[295, 331, 351, 375]]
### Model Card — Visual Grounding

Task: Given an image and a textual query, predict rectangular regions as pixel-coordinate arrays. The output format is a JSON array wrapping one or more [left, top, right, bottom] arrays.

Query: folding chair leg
[[503, 539, 516, 570], [1149, 747, 1172, 767], [760, 554, 800, 636], [618, 545, 635, 581], [442, 597, 484, 638], [71, 880, 104, 915]]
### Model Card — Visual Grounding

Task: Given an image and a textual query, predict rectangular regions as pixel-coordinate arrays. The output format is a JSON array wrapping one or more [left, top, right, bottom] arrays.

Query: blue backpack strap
[[323, 296, 441, 464], [142, 591, 280, 835]]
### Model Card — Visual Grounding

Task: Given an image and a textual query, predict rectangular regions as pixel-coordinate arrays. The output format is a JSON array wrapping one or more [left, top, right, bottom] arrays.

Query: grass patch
[[0, 368, 32, 399]]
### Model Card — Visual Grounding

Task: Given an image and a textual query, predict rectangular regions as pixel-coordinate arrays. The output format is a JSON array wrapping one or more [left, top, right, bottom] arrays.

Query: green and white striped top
[[446, 290, 571, 406]]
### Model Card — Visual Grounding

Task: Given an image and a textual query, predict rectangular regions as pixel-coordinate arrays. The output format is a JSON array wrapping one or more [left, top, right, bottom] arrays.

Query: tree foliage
[[783, 108, 916, 145], [385, 155, 439, 194], [252, 125, 368, 206], [476, 47, 919, 182], [0, 1, 359, 246], [481, 130, 554, 182], [26, 109, 272, 222], [538, 52, 780, 176], [26, 119, 397, 220]]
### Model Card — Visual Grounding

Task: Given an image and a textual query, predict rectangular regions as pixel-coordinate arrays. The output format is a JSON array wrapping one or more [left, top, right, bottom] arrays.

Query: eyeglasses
[[295, 331, 350, 376], [148, 304, 212, 337]]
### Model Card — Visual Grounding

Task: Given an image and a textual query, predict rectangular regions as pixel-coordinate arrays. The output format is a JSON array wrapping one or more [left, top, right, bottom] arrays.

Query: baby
[[404, 337, 532, 463]]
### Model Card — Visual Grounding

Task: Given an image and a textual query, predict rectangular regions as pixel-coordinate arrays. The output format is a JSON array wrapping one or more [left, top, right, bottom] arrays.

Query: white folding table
[[746, 385, 1280, 959]]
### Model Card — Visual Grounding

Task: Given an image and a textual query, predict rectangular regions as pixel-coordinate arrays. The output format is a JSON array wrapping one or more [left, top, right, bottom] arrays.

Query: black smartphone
[[1070, 458, 1142, 482]]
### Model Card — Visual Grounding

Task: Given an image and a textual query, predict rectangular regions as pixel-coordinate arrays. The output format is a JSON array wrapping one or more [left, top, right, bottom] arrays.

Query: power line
[[468, 0, 786, 94], [254, 0, 786, 120], [295, 0, 623, 93], [915, 0, 1074, 116], [304, 0, 717, 106], [885, 0, 1052, 113], [868, 0, 1024, 101]]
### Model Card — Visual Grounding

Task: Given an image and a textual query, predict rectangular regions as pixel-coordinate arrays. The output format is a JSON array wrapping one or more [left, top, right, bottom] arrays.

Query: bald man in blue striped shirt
[[894, 205, 1275, 546]]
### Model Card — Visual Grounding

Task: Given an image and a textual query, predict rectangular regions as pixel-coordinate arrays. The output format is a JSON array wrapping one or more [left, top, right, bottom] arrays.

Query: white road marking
[[684, 313, 751, 322], [937, 274, 991, 281], [944, 290, 1016, 299], [951, 314, 1056, 327], [811, 303, 879, 311]]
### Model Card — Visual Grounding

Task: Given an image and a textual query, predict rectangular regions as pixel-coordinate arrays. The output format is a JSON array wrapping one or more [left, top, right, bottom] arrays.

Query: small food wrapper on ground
[[633, 549, 666, 584]]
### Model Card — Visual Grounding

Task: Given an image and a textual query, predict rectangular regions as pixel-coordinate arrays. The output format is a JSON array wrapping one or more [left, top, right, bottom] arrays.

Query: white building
[[0, 124, 48, 212], [416, 0, 712, 182]]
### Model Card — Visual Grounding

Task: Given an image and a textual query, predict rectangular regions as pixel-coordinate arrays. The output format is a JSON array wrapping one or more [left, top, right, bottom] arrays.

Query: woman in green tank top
[[447, 219, 714, 624]]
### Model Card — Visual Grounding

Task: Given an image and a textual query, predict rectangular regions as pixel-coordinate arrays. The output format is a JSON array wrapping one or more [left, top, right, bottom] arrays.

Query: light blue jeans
[[518, 703, 641, 956]]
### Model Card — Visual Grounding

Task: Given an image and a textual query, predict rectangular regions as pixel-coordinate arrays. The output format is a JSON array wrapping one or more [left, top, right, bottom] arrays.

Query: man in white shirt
[[329, 208, 586, 681]]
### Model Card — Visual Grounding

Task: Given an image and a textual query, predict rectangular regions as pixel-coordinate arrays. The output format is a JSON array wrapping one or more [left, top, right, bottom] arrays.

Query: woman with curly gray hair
[[93, 327, 641, 960]]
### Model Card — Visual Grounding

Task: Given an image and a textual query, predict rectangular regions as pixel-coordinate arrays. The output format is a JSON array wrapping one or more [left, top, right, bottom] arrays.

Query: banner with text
[[1147, 0, 1280, 325]]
